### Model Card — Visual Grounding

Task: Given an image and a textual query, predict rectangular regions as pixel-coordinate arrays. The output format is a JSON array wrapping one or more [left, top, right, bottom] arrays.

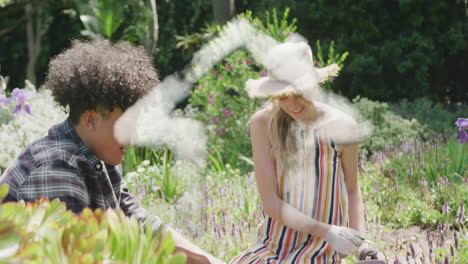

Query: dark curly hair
[[44, 40, 159, 124]]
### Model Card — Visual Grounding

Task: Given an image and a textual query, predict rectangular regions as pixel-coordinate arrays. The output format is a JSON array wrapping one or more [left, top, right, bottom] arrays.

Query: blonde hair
[[252, 100, 299, 169]]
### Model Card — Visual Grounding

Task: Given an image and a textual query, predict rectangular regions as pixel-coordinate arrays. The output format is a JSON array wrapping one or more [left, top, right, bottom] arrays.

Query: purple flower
[[10, 88, 32, 115], [215, 127, 226, 135], [442, 202, 451, 216], [260, 70, 268, 77], [221, 109, 232, 117], [12, 88, 26, 105], [24, 104, 32, 114], [12, 104, 21, 115], [456, 202, 464, 224], [409, 243, 416, 258], [208, 94, 215, 105], [224, 64, 231, 72], [455, 118, 468, 127], [455, 118, 468, 143], [394, 256, 402, 264], [211, 117, 219, 124], [0, 96, 8, 108], [246, 58, 253, 65], [237, 60, 243, 65]]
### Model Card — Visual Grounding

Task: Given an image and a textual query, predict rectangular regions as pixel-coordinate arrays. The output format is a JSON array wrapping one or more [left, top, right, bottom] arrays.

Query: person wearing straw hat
[[230, 42, 384, 264]]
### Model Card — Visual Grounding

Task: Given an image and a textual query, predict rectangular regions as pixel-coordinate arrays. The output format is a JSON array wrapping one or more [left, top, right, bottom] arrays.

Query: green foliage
[[0, 0, 12, 7], [314, 40, 349, 92], [0, 184, 186, 263], [390, 97, 468, 136], [353, 96, 425, 156], [0, 0, 212, 89], [378, 137, 467, 185], [121, 0, 154, 52], [125, 150, 193, 203], [122, 146, 161, 174], [153, 0, 213, 77], [190, 48, 263, 171], [361, 136, 467, 228], [244, 1, 468, 102], [74, 0, 127, 39]]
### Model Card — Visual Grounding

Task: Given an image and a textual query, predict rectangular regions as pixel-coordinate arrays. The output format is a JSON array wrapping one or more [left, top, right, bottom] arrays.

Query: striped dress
[[231, 108, 350, 264]]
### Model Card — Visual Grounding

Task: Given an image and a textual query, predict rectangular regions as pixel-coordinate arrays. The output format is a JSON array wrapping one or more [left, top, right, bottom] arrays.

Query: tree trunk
[[148, 0, 159, 56], [25, 2, 50, 86], [25, 3, 37, 86], [212, 0, 235, 25]]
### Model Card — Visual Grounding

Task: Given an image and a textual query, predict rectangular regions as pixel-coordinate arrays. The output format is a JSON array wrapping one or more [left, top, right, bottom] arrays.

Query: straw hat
[[245, 42, 340, 99]]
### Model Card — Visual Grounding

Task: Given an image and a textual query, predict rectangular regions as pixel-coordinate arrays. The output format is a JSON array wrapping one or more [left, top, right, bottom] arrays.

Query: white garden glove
[[355, 242, 385, 260], [323, 225, 365, 257]]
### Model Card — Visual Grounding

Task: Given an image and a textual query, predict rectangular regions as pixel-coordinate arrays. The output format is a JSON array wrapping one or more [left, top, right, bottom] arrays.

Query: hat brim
[[245, 77, 299, 98]]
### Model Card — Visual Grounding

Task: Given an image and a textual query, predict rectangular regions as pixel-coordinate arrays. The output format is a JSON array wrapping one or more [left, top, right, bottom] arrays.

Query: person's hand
[[323, 225, 365, 257], [355, 242, 385, 260]]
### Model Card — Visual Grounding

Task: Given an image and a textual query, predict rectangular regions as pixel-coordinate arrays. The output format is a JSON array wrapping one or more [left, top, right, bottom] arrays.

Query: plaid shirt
[[0, 119, 162, 232]]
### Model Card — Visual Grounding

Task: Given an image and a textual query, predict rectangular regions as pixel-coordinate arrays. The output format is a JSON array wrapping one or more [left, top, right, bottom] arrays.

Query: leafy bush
[[0, 184, 186, 263], [390, 97, 468, 136], [243, 1, 468, 102], [353, 96, 425, 156]]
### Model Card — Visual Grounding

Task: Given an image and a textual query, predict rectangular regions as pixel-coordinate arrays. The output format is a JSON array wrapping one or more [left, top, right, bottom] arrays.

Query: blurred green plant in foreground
[[0, 184, 185, 264]]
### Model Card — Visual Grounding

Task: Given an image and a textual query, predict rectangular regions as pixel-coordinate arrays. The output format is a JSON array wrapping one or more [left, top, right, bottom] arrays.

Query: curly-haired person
[[0, 40, 223, 264]]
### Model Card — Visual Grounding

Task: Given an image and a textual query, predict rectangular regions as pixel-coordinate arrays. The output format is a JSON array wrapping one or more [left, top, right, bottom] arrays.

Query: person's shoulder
[[28, 127, 85, 169], [1, 132, 85, 193], [320, 103, 359, 144], [30, 138, 74, 163], [320, 103, 357, 128], [250, 107, 271, 128]]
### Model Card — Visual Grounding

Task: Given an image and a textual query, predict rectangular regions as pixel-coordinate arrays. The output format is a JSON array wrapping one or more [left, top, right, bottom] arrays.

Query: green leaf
[[0, 203, 18, 219], [167, 253, 187, 264], [0, 221, 19, 258], [0, 185, 8, 202]]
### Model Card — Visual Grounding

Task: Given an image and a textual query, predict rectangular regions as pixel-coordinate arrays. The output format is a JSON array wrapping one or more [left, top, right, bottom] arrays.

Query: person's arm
[[249, 110, 330, 238], [120, 185, 224, 264], [164, 225, 225, 264], [339, 124, 384, 260], [340, 142, 366, 233]]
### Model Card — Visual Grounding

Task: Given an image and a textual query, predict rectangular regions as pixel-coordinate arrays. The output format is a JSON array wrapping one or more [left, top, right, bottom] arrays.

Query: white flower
[[317, 63, 340, 83], [0, 83, 66, 172], [126, 172, 138, 179]]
